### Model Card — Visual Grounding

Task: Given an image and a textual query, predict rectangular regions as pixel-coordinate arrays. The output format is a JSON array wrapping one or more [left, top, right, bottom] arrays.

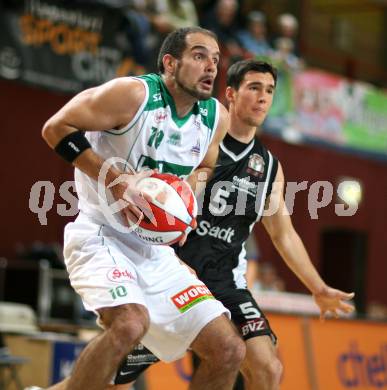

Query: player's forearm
[[272, 230, 327, 294], [72, 149, 123, 186], [187, 166, 213, 195]]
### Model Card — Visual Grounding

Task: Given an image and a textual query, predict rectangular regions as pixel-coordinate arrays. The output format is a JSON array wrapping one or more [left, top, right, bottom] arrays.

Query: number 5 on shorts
[[239, 302, 261, 319]]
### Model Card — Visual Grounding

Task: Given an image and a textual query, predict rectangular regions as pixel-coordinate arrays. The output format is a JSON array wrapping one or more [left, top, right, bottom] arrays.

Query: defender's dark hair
[[157, 27, 218, 73], [227, 59, 277, 89]]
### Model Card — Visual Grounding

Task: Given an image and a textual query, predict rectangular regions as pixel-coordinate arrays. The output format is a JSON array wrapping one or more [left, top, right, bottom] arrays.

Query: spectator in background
[[273, 13, 300, 56], [201, 0, 244, 58], [237, 11, 272, 57], [121, 4, 153, 67], [249, 261, 286, 294], [272, 37, 304, 72], [148, 0, 198, 34], [366, 301, 387, 321], [127, 0, 199, 71]]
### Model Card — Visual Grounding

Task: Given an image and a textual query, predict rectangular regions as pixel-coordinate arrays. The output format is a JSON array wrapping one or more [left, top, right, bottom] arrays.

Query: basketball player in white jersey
[[41, 27, 245, 390]]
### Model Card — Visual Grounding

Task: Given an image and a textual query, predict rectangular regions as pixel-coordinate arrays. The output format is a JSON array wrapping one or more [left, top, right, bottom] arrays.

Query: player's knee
[[268, 357, 283, 386], [249, 356, 283, 387], [109, 305, 150, 352], [216, 334, 246, 369]]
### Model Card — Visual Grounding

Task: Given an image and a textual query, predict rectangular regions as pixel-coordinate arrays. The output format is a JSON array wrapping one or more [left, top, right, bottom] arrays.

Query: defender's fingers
[[339, 301, 355, 313], [178, 232, 188, 247]]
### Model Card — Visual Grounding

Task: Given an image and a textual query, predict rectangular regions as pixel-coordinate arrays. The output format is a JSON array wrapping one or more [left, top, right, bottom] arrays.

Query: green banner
[[265, 69, 387, 158], [343, 87, 387, 153]]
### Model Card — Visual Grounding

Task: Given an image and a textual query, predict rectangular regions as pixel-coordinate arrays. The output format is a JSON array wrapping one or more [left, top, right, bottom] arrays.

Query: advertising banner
[[309, 318, 387, 389], [292, 70, 387, 154], [265, 69, 387, 158], [144, 314, 387, 389], [0, 1, 144, 93], [268, 314, 311, 389], [51, 340, 86, 384]]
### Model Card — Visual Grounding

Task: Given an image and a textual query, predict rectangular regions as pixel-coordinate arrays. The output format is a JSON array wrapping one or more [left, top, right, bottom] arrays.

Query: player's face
[[232, 71, 275, 127], [174, 33, 220, 100]]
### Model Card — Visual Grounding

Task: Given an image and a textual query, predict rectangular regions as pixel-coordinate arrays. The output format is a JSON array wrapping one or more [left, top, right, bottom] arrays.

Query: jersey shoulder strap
[[134, 73, 166, 111], [254, 138, 279, 197], [198, 97, 219, 133]]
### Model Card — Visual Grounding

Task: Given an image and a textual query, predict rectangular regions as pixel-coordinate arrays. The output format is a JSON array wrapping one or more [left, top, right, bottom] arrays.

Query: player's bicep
[[57, 78, 145, 132], [42, 78, 145, 148]]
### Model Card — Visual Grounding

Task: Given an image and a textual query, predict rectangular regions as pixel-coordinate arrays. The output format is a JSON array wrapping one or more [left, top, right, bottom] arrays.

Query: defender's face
[[231, 71, 275, 126], [174, 33, 220, 100]]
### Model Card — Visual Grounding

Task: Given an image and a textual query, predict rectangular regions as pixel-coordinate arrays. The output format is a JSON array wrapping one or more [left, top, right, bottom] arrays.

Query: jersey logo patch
[[154, 111, 167, 123], [191, 139, 201, 155], [171, 285, 214, 313], [247, 153, 265, 177], [167, 131, 182, 146]]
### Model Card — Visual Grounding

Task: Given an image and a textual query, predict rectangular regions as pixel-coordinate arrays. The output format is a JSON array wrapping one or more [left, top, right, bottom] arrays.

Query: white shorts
[[63, 213, 229, 362]]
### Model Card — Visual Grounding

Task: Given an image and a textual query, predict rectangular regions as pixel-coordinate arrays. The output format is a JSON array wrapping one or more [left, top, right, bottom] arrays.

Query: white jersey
[[63, 75, 229, 353], [71, 73, 220, 278]]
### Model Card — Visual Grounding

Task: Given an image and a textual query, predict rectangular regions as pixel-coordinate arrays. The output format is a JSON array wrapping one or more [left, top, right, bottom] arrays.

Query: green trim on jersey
[[138, 73, 217, 130], [135, 154, 193, 177], [102, 73, 218, 135], [159, 78, 197, 127], [198, 98, 217, 134], [137, 74, 166, 111]]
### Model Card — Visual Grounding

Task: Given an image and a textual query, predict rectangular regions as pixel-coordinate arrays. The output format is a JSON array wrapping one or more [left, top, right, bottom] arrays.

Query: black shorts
[[212, 288, 276, 343], [114, 288, 276, 384]]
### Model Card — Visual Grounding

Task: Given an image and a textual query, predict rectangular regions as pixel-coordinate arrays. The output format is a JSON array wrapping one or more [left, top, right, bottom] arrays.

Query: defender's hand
[[313, 286, 355, 320]]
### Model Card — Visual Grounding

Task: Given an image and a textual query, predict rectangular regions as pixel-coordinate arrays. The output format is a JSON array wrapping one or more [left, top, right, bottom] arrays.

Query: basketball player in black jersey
[[39, 60, 354, 390], [104, 59, 355, 390]]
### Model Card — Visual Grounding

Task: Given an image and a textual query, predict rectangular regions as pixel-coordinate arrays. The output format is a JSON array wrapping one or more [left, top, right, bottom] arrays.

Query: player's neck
[[229, 117, 257, 144], [162, 75, 197, 118]]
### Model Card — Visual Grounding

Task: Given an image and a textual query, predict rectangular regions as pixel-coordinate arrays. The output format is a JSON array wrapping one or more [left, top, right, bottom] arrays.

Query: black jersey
[[176, 133, 278, 291]]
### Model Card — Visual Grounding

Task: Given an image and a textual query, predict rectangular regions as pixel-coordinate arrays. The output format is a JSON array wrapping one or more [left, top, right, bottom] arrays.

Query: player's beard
[[175, 62, 212, 100]]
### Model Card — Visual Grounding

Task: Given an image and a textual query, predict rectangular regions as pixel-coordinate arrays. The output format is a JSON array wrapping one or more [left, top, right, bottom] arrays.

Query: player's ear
[[163, 54, 177, 75], [225, 86, 235, 104]]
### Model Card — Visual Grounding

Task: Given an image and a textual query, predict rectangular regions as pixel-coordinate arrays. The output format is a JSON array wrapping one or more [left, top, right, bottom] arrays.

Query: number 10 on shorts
[[109, 286, 128, 300]]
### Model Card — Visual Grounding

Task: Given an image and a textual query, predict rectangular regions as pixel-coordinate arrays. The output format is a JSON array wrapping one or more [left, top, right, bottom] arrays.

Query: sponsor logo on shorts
[[240, 318, 267, 336], [107, 268, 136, 283], [171, 285, 214, 313]]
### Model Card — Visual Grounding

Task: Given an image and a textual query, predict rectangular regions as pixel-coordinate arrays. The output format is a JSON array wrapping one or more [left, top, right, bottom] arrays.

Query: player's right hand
[[108, 170, 154, 225]]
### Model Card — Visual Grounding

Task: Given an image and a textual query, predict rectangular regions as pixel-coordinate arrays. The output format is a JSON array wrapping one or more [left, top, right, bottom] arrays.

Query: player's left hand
[[313, 286, 355, 320]]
